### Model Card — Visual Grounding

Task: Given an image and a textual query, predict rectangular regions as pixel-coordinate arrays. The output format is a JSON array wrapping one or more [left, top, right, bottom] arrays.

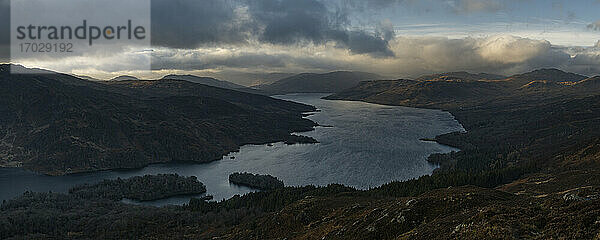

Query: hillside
[[110, 75, 140, 81], [415, 71, 505, 81], [326, 69, 598, 109], [507, 68, 588, 86], [257, 71, 382, 94], [2, 67, 600, 239], [161, 74, 266, 95], [0, 65, 316, 175], [575, 76, 600, 88]]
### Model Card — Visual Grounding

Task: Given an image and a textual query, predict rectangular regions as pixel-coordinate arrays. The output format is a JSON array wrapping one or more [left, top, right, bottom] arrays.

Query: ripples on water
[[0, 93, 464, 205]]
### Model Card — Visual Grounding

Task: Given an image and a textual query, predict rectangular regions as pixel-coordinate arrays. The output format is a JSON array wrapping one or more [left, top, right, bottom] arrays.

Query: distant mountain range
[[256, 71, 382, 94], [160, 74, 266, 95], [0, 65, 316, 175], [102, 71, 382, 96], [415, 71, 506, 82], [326, 69, 600, 109]]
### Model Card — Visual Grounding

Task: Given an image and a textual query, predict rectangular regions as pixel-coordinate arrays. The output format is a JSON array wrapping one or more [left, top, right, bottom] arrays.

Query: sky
[[1, 0, 600, 85]]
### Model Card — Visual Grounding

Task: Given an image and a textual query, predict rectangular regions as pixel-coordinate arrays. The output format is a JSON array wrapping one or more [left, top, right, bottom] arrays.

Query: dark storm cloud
[[447, 0, 503, 14], [151, 0, 256, 49], [346, 31, 394, 57], [151, 50, 351, 73], [247, 0, 347, 44], [247, 0, 394, 57], [150, 0, 394, 57]]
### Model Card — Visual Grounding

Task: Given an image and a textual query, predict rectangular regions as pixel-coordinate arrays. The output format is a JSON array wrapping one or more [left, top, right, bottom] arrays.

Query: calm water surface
[[0, 93, 464, 205]]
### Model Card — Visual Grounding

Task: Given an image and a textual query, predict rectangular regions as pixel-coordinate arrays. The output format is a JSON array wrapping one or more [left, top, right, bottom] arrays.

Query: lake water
[[0, 93, 464, 206]]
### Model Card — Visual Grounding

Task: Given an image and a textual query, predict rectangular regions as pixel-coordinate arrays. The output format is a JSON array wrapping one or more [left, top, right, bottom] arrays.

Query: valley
[[2, 67, 600, 239]]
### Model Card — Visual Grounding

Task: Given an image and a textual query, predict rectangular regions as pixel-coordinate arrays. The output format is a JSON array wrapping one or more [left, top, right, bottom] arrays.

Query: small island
[[69, 174, 207, 201], [284, 134, 319, 145], [229, 172, 284, 190]]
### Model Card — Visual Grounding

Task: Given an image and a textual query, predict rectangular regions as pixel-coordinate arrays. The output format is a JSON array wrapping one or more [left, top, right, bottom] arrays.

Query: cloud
[[447, 0, 503, 14], [248, 0, 345, 44], [150, 0, 394, 57], [19, 34, 600, 82], [476, 35, 552, 64], [247, 0, 394, 57], [345, 31, 395, 57], [588, 20, 600, 31], [387, 35, 577, 76], [5, 0, 600, 79], [151, 0, 255, 49], [144, 35, 596, 80]]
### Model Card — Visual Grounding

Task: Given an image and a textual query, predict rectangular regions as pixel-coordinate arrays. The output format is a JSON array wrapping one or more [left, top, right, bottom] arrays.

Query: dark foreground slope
[[2, 68, 600, 239], [2, 183, 599, 239], [0, 65, 316, 175]]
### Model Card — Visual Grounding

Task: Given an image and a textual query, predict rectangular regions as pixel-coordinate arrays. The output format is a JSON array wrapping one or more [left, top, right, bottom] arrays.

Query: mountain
[[162, 74, 245, 89], [415, 71, 505, 82], [257, 71, 382, 94], [507, 68, 588, 86], [575, 76, 600, 88], [161, 74, 266, 95], [326, 71, 509, 109], [0, 65, 316, 175], [326, 69, 596, 109], [110, 75, 139, 81]]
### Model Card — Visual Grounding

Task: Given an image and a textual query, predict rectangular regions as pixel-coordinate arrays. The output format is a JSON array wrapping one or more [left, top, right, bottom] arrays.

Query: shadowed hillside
[[326, 69, 599, 109], [0, 65, 316, 175]]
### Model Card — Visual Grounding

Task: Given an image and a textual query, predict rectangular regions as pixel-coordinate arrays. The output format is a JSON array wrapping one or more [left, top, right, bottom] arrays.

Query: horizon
[[3, 63, 598, 85]]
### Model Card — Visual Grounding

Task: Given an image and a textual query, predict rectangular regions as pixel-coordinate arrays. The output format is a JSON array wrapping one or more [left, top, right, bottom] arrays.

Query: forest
[[69, 174, 206, 201], [228, 172, 285, 190]]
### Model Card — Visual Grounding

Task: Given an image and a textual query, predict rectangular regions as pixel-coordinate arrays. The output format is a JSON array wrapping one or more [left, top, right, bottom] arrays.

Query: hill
[[575, 76, 600, 88], [257, 71, 382, 94], [415, 71, 505, 81], [0, 65, 316, 175], [326, 69, 597, 109], [110, 75, 140, 81], [507, 68, 588, 86], [161, 74, 266, 95], [2, 67, 600, 239]]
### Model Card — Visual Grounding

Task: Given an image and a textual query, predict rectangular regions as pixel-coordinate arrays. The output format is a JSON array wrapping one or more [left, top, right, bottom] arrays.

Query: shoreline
[[2, 96, 464, 205]]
